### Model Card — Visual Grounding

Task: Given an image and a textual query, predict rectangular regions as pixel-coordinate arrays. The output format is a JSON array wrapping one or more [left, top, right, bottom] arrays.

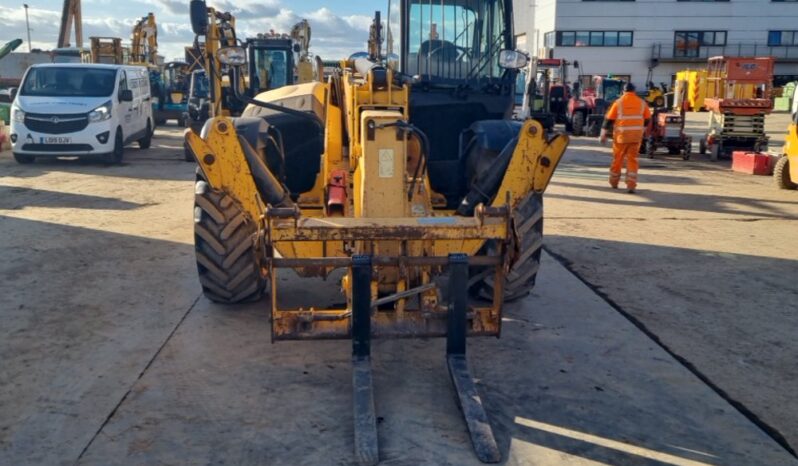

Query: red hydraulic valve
[[327, 169, 347, 216]]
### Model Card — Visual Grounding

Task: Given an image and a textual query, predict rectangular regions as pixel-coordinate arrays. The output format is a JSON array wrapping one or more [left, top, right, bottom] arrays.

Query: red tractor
[[567, 75, 624, 137], [640, 108, 692, 160]]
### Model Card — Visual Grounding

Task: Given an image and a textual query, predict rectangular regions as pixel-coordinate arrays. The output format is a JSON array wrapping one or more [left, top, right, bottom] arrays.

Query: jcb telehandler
[[185, 1, 569, 463], [775, 92, 798, 190]]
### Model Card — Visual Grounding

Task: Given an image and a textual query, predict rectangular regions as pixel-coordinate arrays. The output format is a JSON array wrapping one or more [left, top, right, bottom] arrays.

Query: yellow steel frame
[[130, 13, 158, 67], [186, 54, 569, 340], [782, 122, 798, 182]]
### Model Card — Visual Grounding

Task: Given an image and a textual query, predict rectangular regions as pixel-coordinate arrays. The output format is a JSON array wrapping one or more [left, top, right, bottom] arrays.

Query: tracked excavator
[[185, 0, 569, 463]]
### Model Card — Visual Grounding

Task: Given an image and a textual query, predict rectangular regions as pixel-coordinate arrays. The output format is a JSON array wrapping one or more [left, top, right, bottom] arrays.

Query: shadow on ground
[[548, 181, 797, 219], [74, 255, 795, 466], [0, 186, 150, 210], [0, 128, 191, 182], [544, 234, 798, 459], [0, 215, 198, 466]]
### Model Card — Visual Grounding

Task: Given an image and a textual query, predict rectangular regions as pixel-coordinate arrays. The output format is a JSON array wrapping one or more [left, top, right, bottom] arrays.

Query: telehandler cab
[[185, 0, 569, 463]]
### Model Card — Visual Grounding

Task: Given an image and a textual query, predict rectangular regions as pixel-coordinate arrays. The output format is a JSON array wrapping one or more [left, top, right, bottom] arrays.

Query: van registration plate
[[40, 136, 72, 144]]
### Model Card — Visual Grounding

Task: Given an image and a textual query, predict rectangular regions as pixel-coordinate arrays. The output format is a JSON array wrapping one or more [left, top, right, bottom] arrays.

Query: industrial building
[[513, 0, 798, 88]]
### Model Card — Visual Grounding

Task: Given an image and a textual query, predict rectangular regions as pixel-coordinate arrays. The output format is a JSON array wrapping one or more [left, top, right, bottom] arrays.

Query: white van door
[[139, 69, 153, 132], [131, 68, 151, 136], [117, 70, 134, 141]]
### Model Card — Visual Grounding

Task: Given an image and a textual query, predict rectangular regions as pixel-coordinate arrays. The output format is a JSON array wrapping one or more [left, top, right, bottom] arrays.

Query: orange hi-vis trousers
[[610, 142, 640, 189]]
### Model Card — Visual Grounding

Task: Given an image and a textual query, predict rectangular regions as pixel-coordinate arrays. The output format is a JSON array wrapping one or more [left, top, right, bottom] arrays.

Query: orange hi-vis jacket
[[605, 92, 651, 144]]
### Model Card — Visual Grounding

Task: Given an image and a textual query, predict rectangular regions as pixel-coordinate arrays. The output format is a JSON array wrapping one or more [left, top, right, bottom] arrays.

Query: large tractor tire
[[194, 177, 266, 303], [459, 122, 545, 302], [774, 156, 797, 190], [571, 113, 585, 136], [474, 193, 544, 302]]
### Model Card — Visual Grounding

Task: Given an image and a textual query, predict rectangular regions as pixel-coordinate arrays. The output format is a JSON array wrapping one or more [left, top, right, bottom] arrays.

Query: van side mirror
[[119, 89, 133, 102], [190, 0, 209, 35], [9, 88, 17, 101]]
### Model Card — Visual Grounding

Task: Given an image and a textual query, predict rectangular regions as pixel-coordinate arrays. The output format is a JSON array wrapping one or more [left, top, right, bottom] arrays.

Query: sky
[[0, 0, 388, 61]]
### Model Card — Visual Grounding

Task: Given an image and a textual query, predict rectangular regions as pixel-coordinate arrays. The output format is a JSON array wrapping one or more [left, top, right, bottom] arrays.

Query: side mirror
[[9, 88, 17, 101], [217, 46, 247, 66], [190, 0, 209, 35], [498, 50, 529, 70], [119, 89, 133, 102]]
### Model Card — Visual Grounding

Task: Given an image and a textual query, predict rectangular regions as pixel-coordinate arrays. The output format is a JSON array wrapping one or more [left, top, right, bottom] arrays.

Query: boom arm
[[57, 0, 83, 48], [131, 13, 158, 66], [290, 20, 311, 61], [195, 7, 237, 116], [0, 39, 23, 61]]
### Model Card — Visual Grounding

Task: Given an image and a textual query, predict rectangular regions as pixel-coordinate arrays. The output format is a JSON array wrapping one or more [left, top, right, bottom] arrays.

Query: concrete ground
[[545, 111, 798, 456], [0, 116, 796, 465]]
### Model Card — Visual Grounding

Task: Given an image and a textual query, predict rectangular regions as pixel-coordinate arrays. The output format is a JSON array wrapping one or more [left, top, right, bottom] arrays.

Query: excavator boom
[[57, 0, 83, 48]]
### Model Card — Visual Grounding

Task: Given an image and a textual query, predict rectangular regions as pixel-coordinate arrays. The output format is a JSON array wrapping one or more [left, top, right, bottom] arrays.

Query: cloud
[[0, 1, 373, 62], [208, 0, 282, 19]]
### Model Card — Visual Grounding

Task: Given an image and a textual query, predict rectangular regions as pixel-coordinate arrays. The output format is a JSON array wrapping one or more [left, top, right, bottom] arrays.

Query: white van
[[9, 63, 154, 164]]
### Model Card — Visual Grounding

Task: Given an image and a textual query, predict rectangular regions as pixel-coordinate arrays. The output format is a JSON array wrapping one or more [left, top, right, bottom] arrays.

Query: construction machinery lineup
[[1, 0, 794, 462], [185, 0, 568, 463], [181, 13, 321, 155]]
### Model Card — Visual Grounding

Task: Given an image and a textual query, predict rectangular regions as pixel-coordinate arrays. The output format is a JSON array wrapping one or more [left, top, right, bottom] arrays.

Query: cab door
[[117, 70, 135, 140], [130, 70, 146, 135]]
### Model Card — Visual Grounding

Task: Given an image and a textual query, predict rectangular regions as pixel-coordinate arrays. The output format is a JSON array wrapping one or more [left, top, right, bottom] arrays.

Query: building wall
[[0, 52, 53, 87], [536, 0, 798, 87], [533, 0, 557, 54], [513, 0, 535, 45]]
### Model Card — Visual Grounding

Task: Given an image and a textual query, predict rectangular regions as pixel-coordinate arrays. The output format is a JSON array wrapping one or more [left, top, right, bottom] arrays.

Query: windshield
[[21, 67, 117, 97], [165, 64, 189, 88], [191, 72, 209, 99], [252, 49, 291, 92], [403, 0, 509, 83], [604, 81, 623, 102]]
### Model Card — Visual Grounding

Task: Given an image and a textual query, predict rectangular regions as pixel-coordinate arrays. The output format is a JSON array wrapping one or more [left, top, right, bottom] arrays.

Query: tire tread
[[194, 179, 265, 304]]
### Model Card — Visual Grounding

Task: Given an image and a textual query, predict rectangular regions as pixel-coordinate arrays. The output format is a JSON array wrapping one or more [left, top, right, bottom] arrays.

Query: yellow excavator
[[130, 13, 158, 67], [186, 1, 569, 463]]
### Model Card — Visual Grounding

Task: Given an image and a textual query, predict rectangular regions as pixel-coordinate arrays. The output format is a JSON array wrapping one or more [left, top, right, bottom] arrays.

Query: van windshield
[[21, 67, 117, 97]]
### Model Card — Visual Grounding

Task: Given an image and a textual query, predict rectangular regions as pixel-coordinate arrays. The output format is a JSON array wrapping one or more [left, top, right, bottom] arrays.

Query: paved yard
[[0, 117, 795, 465]]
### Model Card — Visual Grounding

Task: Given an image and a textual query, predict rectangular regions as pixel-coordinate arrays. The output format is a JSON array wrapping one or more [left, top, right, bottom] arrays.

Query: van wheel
[[13, 153, 35, 164], [139, 121, 153, 149], [105, 128, 124, 164]]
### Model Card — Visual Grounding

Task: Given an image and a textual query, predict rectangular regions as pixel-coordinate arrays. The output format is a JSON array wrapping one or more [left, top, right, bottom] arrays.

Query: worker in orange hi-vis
[[600, 82, 651, 193]]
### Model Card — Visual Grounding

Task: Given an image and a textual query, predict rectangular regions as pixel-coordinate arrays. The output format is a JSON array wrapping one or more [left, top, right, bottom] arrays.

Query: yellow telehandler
[[775, 95, 798, 190], [185, 1, 569, 463]]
